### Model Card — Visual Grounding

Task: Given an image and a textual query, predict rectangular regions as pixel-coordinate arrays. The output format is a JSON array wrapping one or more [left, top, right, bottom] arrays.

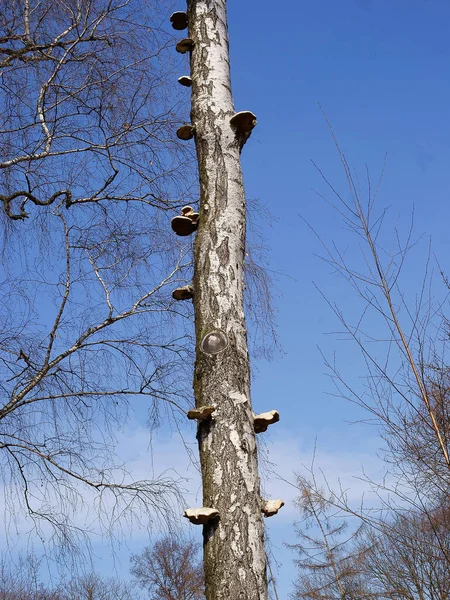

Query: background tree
[[361, 510, 450, 600], [290, 477, 369, 600], [0, 0, 196, 548], [307, 123, 450, 522], [290, 128, 450, 598], [61, 573, 135, 600], [0, 0, 192, 220], [0, 554, 136, 600], [130, 535, 204, 600], [0, 553, 61, 600], [291, 477, 450, 600]]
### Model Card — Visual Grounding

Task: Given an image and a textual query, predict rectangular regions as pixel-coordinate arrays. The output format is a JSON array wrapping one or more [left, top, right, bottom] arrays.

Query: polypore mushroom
[[230, 111, 257, 134], [253, 410, 280, 433], [262, 499, 284, 518], [172, 285, 194, 301], [178, 76, 193, 87], [171, 206, 199, 236], [176, 125, 195, 140], [181, 205, 199, 220], [171, 215, 197, 236], [170, 11, 188, 30], [176, 38, 195, 54], [187, 405, 215, 420], [184, 507, 220, 525]]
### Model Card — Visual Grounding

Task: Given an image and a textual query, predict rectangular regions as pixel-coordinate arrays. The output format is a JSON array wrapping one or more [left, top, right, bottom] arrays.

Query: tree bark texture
[[187, 1, 268, 598]]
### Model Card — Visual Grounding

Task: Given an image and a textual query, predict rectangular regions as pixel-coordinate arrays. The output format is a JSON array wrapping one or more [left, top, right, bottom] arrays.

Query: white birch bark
[[187, 0, 269, 598]]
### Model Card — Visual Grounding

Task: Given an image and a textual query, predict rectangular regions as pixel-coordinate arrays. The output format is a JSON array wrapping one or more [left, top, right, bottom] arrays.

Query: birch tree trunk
[[187, 0, 269, 598]]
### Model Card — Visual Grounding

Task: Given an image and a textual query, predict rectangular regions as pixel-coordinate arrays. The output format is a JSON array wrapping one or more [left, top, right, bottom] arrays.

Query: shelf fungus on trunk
[[187, 405, 215, 420], [170, 11, 188, 30], [171, 216, 197, 236], [253, 410, 280, 433], [230, 111, 257, 133], [229, 111, 257, 151], [261, 499, 284, 518], [176, 124, 195, 140], [171, 206, 199, 236], [172, 284, 194, 301], [178, 76, 193, 87], [176, 38, 195, 54], [184, 507, 220, 525]]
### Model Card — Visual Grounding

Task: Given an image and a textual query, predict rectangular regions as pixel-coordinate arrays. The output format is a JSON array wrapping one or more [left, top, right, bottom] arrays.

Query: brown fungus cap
[[176, 38, 195, 54], [171, 215, 197, 236], [170, 11, 188, 31], [176, 125, 195, 140]]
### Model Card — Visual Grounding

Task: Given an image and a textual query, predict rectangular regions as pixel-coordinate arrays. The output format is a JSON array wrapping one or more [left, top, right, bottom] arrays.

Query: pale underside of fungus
[[178, 76, 193, 87], [253, 410, 280, 433], [184, 507, 220, 525], [230, 111, 257, 133], [262, 499, 284, 517], [187, 406, 215, 420]]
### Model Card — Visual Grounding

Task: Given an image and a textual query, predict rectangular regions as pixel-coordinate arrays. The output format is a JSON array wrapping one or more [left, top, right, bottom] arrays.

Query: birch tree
[[171, 1, 279, 598]]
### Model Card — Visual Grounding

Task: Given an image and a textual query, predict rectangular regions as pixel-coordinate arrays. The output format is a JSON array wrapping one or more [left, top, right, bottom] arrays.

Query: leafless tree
[[0, 0, 193, 221], [0, 553, 61, 600], [361, 510, 450, 600], [0, 0, 197, 550], [289, 476, 370, 600], [130, 535, 204, 600], [0, 554, 137, 600], [289, 119, 450, 597], [290, 475, 450, 600], [307, 116, 450, 520], [383, 362, 450, 505], [60, 572, 136, 600]]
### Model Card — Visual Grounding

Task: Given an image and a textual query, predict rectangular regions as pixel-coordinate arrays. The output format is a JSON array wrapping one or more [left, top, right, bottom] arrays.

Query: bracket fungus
[[176, 124, 195, 140], [253, 410, 280, 433], [187, 405, 215, 420], [262, 499, 284, 518], [172, 285, 194, 301], [184, 507, 220, 525], [170, 11, 188, 30], [171, 216, 197, 236], [171, 206, 199, 236], [230, 111, 257, 134], [176, 38, 195, 54], [181, 205, 195, 215], [200, 329, 228, 355], [178, 76, 193, 87]]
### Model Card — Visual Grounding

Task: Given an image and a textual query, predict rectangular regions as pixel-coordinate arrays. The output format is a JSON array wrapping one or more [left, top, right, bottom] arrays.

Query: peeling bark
[[187, 1, 268, 598]]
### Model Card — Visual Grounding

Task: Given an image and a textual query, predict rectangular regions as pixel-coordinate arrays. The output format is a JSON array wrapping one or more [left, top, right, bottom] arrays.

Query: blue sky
[[3, 1, 450, 597], [226, 0, 450, 596]]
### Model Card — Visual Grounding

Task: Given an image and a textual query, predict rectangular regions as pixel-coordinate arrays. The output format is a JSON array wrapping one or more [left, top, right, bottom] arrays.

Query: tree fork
[[187, 0, 269, 598]]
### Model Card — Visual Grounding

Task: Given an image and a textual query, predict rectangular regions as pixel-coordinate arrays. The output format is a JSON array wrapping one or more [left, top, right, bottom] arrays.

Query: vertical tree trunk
[[187, 1, 268, 598]]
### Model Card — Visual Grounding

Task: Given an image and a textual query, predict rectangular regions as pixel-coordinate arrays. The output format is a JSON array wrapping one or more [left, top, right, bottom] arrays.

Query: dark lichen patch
[[217, 237, 230, 267]]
